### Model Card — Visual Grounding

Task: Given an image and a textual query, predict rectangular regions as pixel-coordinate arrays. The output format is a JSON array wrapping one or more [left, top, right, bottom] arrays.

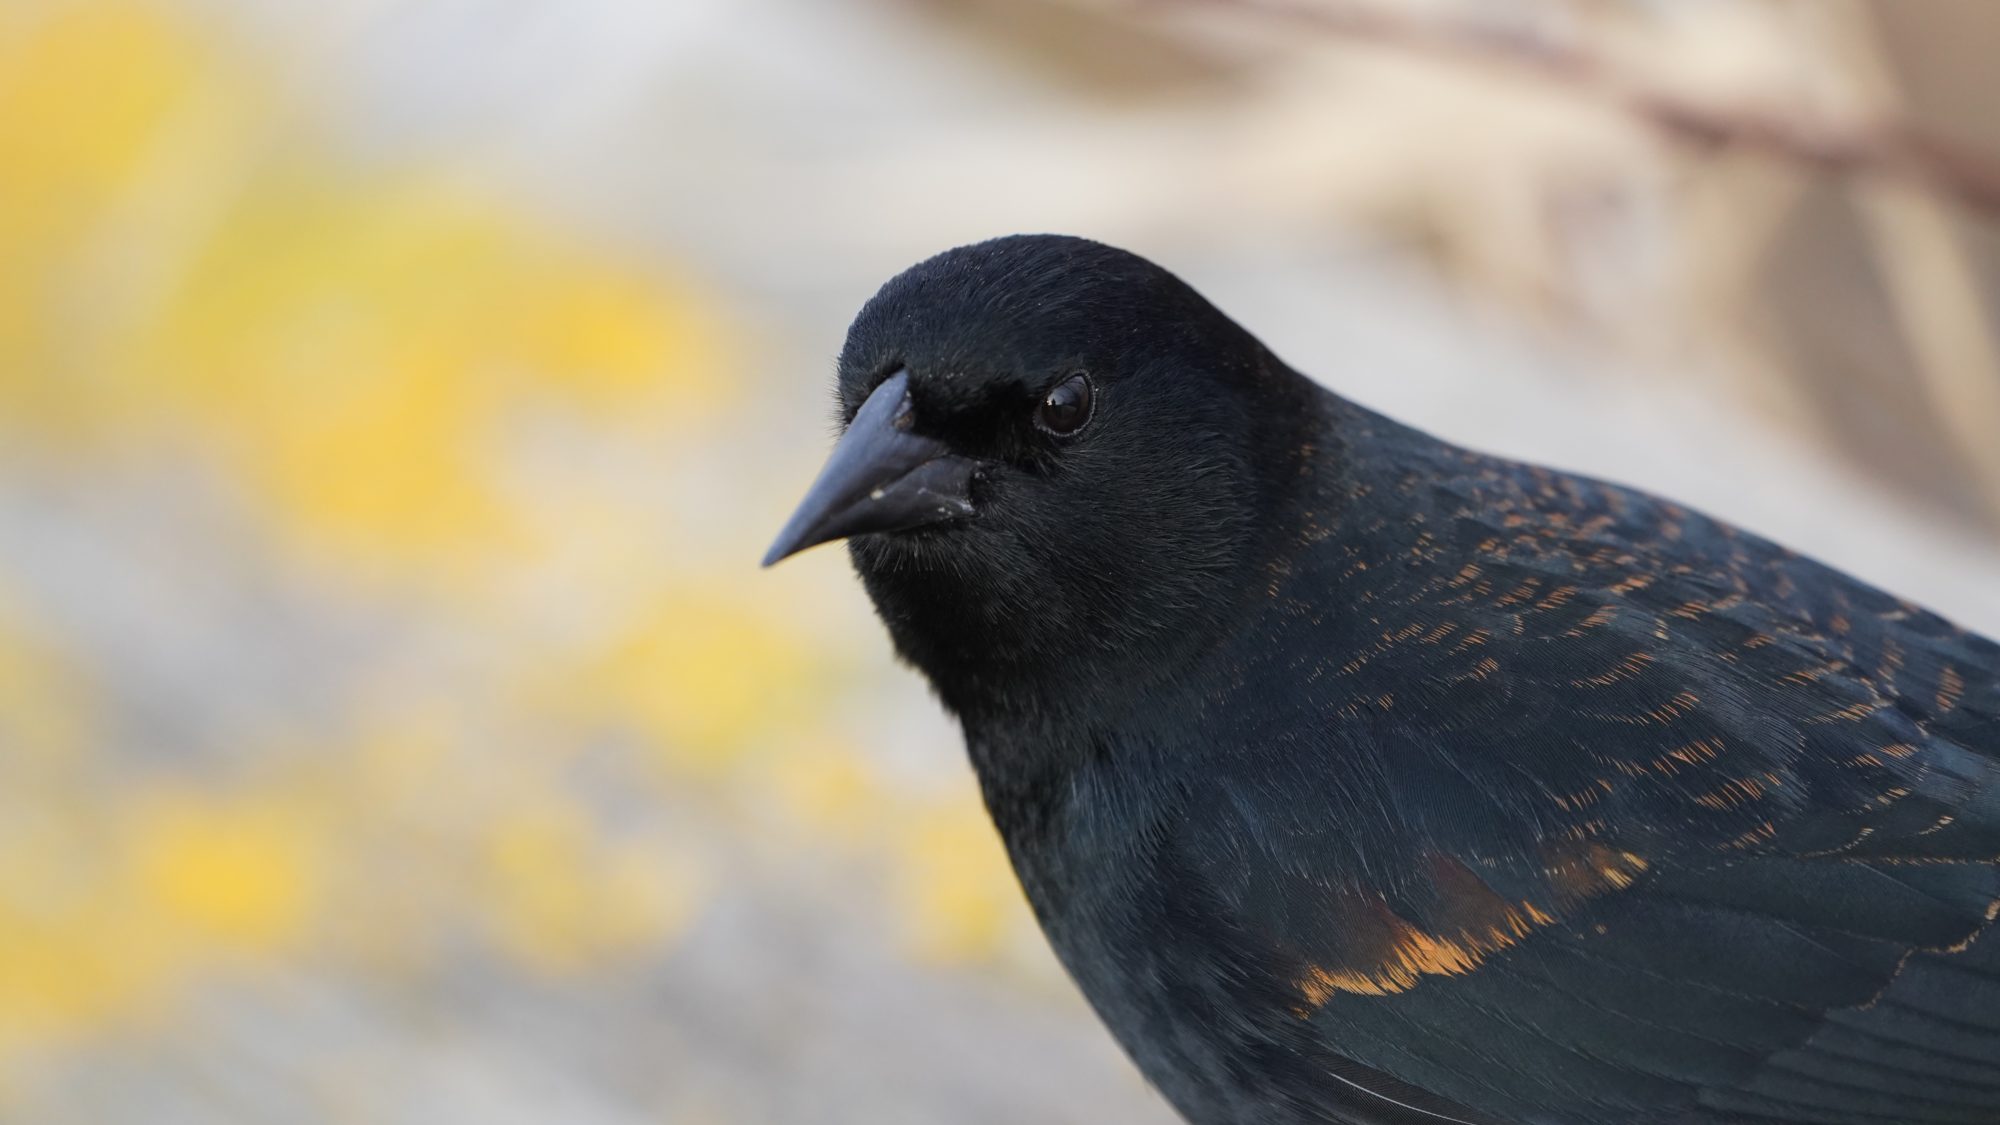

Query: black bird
[[764, 235, 2000, 1125]]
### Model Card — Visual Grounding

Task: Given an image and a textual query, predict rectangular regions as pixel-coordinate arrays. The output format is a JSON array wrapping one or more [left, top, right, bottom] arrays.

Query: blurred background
[[4, 0, 2000, 1121]]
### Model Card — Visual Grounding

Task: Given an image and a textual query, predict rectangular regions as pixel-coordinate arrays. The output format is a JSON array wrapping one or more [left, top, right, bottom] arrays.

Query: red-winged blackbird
[[765, 235, 2000, 1125]]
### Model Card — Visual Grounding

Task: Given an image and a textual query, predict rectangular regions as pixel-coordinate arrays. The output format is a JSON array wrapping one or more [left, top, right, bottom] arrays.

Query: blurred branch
[[1157, 0, 2000, 221], [1858, 183, 2000, 521]]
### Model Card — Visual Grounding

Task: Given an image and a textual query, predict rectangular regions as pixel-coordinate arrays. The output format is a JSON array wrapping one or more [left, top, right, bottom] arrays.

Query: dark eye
[[1034, 372, 1094, 437]]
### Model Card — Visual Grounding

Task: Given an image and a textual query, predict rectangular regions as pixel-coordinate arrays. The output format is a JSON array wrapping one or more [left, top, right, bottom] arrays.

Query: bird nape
[[764, 234, 2000, 1125]]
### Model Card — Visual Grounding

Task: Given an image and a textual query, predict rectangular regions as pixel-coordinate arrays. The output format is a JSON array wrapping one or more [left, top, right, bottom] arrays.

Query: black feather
[[780, 235, 2000, 1125]]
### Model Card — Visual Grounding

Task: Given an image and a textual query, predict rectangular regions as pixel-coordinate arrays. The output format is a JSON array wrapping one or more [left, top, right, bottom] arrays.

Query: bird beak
[[762, 370, 977, 566]]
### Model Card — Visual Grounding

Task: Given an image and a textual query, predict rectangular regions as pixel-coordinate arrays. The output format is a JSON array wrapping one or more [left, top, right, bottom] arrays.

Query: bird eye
[[1035, 373, 1094, 437]]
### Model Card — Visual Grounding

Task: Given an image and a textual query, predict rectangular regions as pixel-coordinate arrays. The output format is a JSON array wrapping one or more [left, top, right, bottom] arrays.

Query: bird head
[[765, 235, 1318, 719]]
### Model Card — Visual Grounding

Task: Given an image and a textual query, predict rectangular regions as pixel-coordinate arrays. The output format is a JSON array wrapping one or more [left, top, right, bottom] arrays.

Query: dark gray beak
[[762, 371, 977, 566]]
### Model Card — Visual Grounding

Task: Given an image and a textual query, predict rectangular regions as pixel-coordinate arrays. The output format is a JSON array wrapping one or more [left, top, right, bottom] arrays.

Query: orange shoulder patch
[[1293, 846, 1647, 1004]]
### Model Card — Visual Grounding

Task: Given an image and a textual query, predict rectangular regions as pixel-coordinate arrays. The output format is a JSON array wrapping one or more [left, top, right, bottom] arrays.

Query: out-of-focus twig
[[1832, 2, 2000, 524], [1154, 0, 2000, 221], [1859, 183, 2000, 522]]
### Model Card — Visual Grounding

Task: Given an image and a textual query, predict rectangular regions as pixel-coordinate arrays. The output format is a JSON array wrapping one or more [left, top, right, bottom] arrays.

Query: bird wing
[[1184, 463, 2000, 1125]]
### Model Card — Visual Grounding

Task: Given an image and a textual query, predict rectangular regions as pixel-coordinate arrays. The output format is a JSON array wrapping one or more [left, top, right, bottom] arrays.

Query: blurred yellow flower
[[567, 591, 820, 773], [767, 738, 881, 842], [0, 2, 206, 401], [485, 801, 703, 974], [129, 787, 326, 951], [0, 782, 321, 1056], [0, 4, 1039, 1117], [0, 586, 85, 764], [896, 798, 1021, 965], [137, 176, 725, 580], [0, 0, 740, 1046], [1, 3, 726, 583]]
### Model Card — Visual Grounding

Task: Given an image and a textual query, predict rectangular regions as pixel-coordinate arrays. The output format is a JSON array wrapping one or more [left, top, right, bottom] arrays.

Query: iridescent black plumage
[[776, 235, 2000, 1125]]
